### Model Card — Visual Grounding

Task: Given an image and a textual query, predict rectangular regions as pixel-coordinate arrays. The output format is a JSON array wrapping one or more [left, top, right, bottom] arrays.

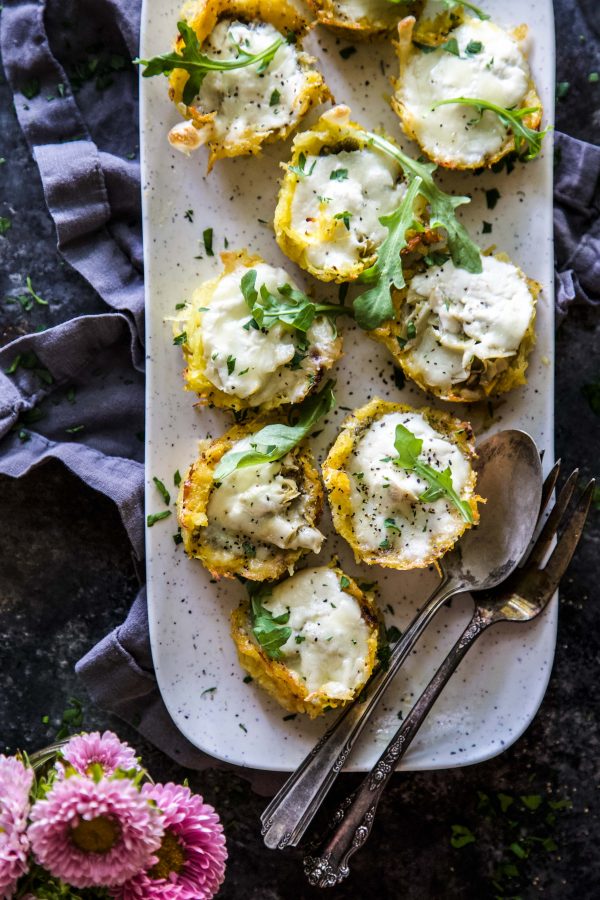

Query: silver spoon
[[262, 429, 545, 850]]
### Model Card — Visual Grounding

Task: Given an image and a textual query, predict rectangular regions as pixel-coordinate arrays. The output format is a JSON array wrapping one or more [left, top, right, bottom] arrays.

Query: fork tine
[[528, 468, 579, 568], [538, 460, 561, 521], [540, 480, 595, 587]]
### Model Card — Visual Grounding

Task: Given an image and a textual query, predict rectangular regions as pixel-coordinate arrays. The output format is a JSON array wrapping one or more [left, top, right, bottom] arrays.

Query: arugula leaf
[[213, 381, 336, 480], [366, 130, 482, 278], [136, 20, 283, 105], [433, 97, 552, 161], [353, 177, 423, 330], [393, 423, 474, 523], [240, 269, 350, 333], [249, 587, 291, 660]]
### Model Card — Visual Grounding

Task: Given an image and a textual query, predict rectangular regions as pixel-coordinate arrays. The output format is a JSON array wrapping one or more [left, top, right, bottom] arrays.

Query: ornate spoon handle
[[261, 577, 457, 849], [303, 611, 489, 888]]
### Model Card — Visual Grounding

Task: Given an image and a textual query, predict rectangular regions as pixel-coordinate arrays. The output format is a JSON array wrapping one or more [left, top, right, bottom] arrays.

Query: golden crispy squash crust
[[274, 105, 436, 284], [323, 398, 480, 569], [391, 17, 544, 171], [230, 566, 380, 716], [306, 0, 421, 39], [369, 253, 541, 402], [174, 249, 343, 412], [176, 416, 324, 580], [168, 0, 331, 170]]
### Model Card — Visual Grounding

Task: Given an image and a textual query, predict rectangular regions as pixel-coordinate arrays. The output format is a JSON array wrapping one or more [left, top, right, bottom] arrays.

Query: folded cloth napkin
[[1, 0, 599, 787]]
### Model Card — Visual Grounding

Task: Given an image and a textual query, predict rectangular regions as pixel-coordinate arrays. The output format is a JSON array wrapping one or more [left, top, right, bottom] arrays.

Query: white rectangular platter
[[141, 0, 555, 772]]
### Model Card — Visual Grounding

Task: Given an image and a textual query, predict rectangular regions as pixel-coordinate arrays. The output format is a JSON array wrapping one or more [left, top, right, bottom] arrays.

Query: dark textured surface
[[1, 2, 600, 898]]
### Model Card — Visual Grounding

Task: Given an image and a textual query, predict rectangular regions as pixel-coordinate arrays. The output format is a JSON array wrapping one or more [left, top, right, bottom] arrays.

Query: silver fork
[[303, 475, 594, 887]]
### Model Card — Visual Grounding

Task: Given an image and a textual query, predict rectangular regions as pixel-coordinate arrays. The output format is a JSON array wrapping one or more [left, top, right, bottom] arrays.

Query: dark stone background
[[1, 2, 599, 898]]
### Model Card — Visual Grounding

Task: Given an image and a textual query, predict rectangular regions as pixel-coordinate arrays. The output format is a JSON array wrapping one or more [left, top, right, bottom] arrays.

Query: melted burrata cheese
[[264, 567, 371, 697], [290, 148, 406, 276], [205, 455, 324, 558], [404, 256, 535, 391], [397, 19, 530, 166], [196, 19, 306, 142], [200, 262, 338, 406], [347, 412, 472, 563]]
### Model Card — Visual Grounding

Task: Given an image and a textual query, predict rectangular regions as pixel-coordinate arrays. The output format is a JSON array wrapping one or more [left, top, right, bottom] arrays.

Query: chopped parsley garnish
[[334, 210, 352, 230], [226, 355, 236, 375], [174, 469, 182, 486], [556, 81, 570, 100], [295, 635, 306, 644], [386, 625, 402, 643], [240, 269, 350, 333], [173, 331, 187, 346], [406, 321, 416, 340], [450, 824, 476, 849], [589, 72, 599, 83], [173, 531, 183, 545], [482, 221, 493, 234], [147, 510, 172, 527], [214, 381, 335, 480], [394, 423, 474, 523], [269, 88, 281, 106], [0, 217, 11, 235], [135, 20, 284, 105], [384, 517, 402, 534], [203, 227, 214, 256], [339, 46, 357, 60], [288, 152, 317, 178], [184, 209, 194, 222], [433, 98, 551, 161], [65, 425, 85, 434], [153, 476, 171, 505], [440, 37, 460, 56], [339, 575, 350, 589], [465, 40, 483, 55], [330, 168, 349, 181]]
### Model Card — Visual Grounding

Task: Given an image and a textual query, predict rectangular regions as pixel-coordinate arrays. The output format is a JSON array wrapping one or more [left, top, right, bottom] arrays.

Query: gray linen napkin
[[1, 0, 599, 782]]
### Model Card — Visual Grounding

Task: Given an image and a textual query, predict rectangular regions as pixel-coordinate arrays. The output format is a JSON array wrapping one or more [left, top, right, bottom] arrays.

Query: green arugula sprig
[[214, 381, 336, 481], [433, 98, 551, 161], [394, 423, 474, 523], [136, 20, 284, 106], [240, 270, 350, 333], [249, 585, 291, 660], [352, 130, 481, 330], [354, 177, 422, 329]]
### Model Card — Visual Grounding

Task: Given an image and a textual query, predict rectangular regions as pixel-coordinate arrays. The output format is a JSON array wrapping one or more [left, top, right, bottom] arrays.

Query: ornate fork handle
[[261, 576, 458, 849], [304, 611, 490, 888]]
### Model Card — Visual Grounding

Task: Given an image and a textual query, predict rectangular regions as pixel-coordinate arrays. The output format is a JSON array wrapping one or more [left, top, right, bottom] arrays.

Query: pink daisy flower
[[58, 731, 139, 779], [0, 755, 33, 899], [114, 783, 227, 900], [28, 775, 163, 889]]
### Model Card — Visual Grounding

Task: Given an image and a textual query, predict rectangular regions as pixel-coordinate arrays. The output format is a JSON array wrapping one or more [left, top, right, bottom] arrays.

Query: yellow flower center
[[70, 815, 120, 854], [150, 829, 186, 880]]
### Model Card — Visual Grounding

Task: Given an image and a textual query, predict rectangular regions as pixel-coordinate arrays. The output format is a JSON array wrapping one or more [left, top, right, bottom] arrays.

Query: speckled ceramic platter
[[140, 0, 555, 771]]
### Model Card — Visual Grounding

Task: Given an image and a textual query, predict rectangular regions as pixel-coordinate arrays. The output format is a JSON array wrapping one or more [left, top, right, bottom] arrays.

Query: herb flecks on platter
[[394, 423, 474, 523], [136, 20, 284, 106], [241, 270, 350, 333], [213, 381, 336, 481], [352, 130, 482, 330], [387, 0, 489, 19], [433, 98, 552, 161]]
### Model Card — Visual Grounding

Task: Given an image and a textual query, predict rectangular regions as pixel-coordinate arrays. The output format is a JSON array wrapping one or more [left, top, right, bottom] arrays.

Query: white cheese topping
[[347, 412, 471, 564], [289, 148, 406, 276], [205, 454, 324, 557], [330, 0, 399, 27], [397, 19, 530, 166], [404, 256, 535, 391], [196, 19, 306, 142], [264, 567, 371, 697], [200, 262, 338, 406]]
